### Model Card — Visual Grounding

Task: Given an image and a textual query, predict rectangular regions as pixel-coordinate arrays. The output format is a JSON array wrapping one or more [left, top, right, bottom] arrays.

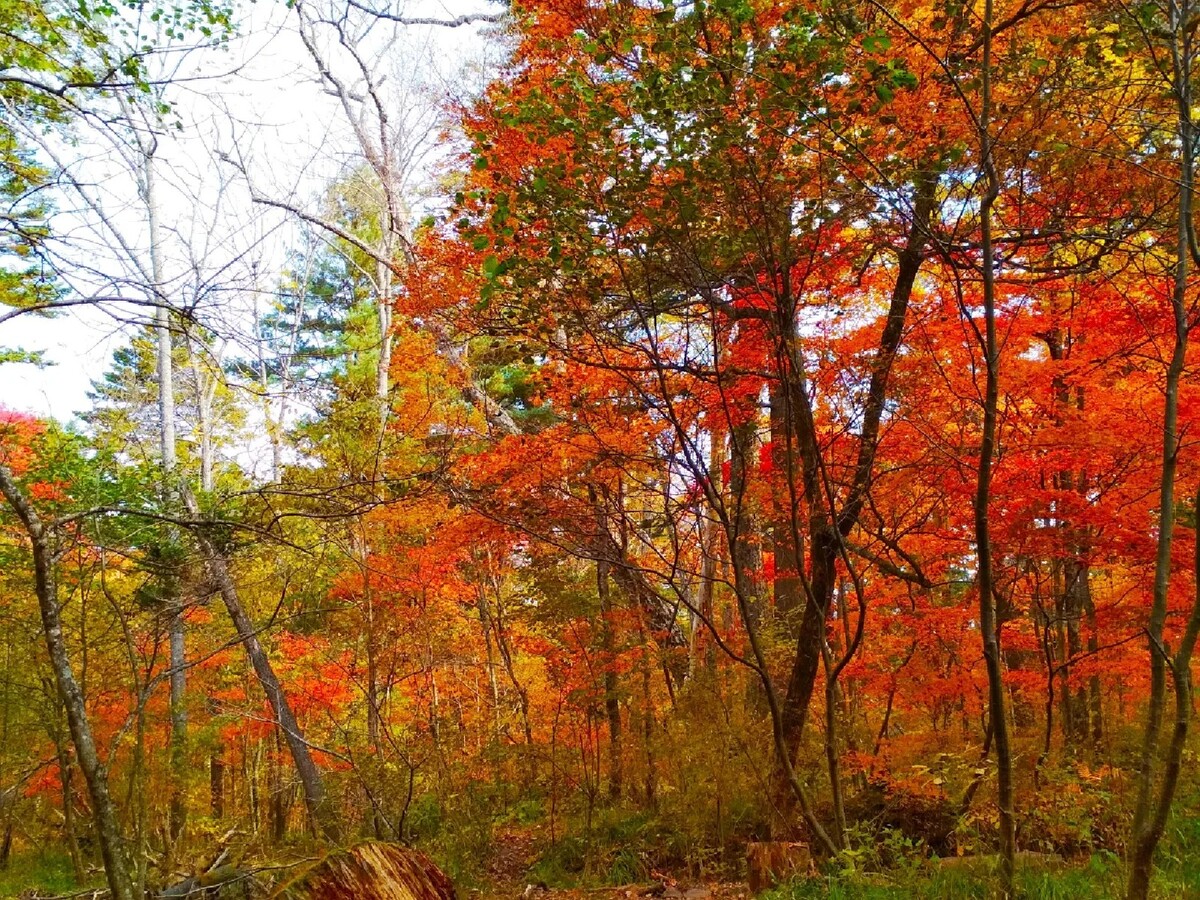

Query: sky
[[0, 0, 500, 425]]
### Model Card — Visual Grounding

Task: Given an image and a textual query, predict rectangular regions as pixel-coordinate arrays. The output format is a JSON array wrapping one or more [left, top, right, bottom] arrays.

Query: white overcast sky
[[1, 0, 500, 424]]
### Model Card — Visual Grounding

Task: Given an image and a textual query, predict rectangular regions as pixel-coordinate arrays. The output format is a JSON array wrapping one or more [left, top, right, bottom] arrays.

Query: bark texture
[[280, 842, 457, 900], [0, 466, 136, 900]]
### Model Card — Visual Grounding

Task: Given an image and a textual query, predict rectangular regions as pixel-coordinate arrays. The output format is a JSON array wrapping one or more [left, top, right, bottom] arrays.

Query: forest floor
[[486, 882, 752, 900], [458, 825, 751, 900], [2, 848, 1198, 900], [457, 822, 1200, 900], [4, 818, 1200, 899]]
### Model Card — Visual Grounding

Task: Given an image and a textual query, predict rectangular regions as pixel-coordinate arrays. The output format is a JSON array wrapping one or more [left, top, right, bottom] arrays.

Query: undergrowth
[[0, 849, 97, 898]]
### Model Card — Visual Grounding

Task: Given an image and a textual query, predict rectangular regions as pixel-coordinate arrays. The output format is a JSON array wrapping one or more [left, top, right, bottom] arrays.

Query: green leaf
[[863, 32, 891, 54], [0, 347, 49, 366]]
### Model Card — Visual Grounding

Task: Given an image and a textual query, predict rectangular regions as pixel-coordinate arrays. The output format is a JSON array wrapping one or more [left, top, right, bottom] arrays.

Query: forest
[[3, 0, 1200, 897]]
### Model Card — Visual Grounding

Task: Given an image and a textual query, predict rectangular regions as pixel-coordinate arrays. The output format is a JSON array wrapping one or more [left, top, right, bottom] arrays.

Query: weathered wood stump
[[276, 842, 456, 900], [159, 864, 252, 898], [745, 841, 811, 893]]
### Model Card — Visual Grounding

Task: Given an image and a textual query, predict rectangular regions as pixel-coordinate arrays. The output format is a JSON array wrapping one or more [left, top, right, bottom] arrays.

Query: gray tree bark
[[182, 487, 341, 842], [0, 466, 137, 900]]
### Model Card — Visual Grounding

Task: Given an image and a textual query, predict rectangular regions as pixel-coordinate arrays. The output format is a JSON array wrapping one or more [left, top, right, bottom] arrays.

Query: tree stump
[[159, 865, 253, 898], [745, 841, 811, 893], [276, 842, 457, 900]]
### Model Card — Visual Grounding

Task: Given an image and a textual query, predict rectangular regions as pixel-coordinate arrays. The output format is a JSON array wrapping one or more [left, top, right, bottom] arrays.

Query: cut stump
[[275, 842, 456, 900], [746, 841, 811, 893]]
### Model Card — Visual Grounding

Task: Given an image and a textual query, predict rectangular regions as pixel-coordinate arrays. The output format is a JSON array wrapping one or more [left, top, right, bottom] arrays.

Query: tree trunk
[[770, 385, 802, 635], [1128, 492, 1200, 898], [1127, 9, 1195, 893], [1063, 551, 1090, 744], [0, 466, 137, 900], [54, 737, 85, 882], [597, 552, 623, 801], [1045, 335, 1094, 753], [730, 414, 765, 634], [476, 588, 503, 741], [641, 648, 657, 808], [773, 525, 838, 826], [1086, 590, 1103, 748], [184, 489, 341, 843], [485, 568, 535, 771], [360, 533, 386, 838], [210, 699, 225, 819], [821, 639, 847, 848], [269, 729, 287, 844], [691, 427, 725, 676], [975, 9, 1016, 890], [770, 170, 935, 823], [145, 149, 189, 847]]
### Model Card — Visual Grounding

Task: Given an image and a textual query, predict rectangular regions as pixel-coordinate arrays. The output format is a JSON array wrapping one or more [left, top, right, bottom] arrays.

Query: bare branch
[[344, 0, 505, 28]]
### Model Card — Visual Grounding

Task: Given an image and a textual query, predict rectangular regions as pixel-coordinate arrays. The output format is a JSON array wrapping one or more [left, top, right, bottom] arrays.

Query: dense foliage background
[[4, 0, 1200, 897]]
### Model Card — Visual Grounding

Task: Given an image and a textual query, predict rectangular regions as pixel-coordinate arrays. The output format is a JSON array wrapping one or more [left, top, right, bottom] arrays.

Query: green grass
[[0, 850, 95, 899], [759, 846, 1200, 900]]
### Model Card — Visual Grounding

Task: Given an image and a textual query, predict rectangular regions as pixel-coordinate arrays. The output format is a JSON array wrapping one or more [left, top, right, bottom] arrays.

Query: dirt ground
[[471, 828, 752, 900]]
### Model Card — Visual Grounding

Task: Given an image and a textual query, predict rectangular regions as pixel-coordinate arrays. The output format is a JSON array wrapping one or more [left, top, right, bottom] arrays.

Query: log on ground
[[275, 842, 456, 900]]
